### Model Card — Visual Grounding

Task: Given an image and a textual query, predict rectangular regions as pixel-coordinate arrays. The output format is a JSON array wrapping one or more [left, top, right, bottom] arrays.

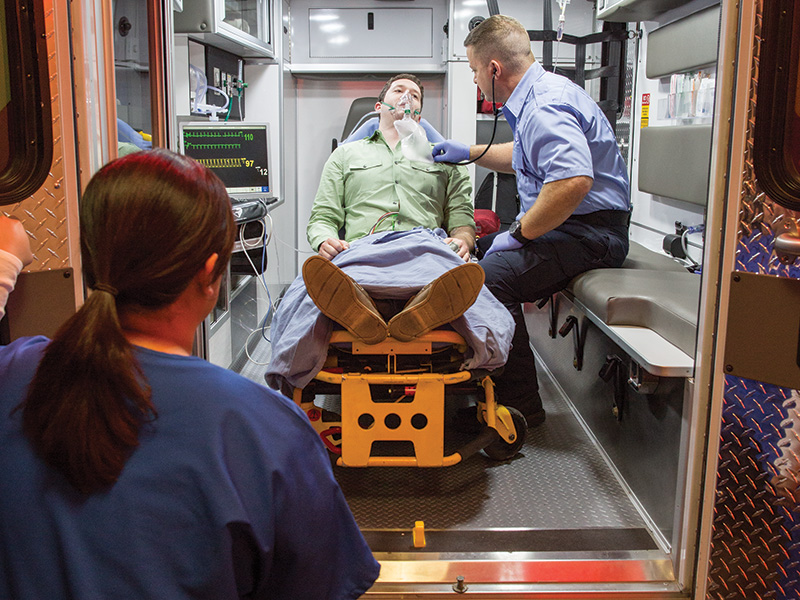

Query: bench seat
[[620, 240, 689, 272], [567, 269, 700, 357], [562, 242, 699, 378]]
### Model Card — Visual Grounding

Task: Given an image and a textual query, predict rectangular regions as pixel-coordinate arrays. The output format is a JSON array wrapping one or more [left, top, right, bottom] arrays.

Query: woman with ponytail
[[0, 150, 379, 599]]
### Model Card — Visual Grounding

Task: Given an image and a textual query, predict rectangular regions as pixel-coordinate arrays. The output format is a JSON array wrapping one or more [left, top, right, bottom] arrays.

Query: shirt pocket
[[347, 158, 383, 173], [344, 159, 385, 197], [409, 162, 444, 176], [409, 162, 448, 198]]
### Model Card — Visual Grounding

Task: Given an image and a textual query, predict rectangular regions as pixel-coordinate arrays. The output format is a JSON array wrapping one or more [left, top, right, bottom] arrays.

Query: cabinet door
[[309, 8, 433, 58], [113, 0, 172, 148]]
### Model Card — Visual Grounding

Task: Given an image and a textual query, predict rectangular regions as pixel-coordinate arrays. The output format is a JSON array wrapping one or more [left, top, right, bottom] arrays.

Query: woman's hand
[[0, 216, 33, 266]]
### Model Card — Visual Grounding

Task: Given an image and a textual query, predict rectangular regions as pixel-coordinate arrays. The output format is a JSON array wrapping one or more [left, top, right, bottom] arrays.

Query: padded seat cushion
[[622, 241, 687, 272], [567, 269, 700, 356]]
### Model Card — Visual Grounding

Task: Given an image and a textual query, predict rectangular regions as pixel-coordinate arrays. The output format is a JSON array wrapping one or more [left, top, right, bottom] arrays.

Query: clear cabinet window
[[224, 0, 258, 37]]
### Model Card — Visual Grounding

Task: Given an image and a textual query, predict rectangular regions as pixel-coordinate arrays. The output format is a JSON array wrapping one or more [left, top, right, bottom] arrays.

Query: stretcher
[[293, 329, 527, 467]]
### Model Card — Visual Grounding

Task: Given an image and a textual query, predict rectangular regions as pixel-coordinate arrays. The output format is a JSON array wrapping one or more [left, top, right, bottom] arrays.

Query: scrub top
[[0, 337, 380, 599]]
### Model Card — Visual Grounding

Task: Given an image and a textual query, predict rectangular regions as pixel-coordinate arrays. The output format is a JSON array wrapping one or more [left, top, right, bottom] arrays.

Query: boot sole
[[388, 262, 484, 341], [303, 256, 388, 344]]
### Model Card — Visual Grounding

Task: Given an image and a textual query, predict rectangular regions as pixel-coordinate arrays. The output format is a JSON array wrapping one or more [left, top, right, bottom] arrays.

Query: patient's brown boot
[[387, 262, 484, 342], [303, 255, 388, 345]]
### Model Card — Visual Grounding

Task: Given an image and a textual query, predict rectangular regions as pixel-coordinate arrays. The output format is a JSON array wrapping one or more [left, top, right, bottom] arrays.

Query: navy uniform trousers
[[477, 210, 630, 414]]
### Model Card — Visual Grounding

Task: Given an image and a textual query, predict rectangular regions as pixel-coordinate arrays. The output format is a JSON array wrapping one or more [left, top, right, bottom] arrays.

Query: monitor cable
[[240, 215, 277, 365]]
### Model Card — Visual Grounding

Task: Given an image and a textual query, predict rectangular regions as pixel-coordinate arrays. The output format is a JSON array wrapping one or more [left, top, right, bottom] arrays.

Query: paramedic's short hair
[[378, 74, 424, 108], [464, 15, 534, 73]]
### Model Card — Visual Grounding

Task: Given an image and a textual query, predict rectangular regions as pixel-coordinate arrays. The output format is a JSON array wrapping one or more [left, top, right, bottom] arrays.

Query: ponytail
[[22, 289, 153, 493], [18, 149, 235, 494]]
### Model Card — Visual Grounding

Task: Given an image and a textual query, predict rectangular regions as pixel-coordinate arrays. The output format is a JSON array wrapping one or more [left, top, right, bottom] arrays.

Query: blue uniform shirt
[[502, 62, 630, 217], [0, 337, 380, 600]]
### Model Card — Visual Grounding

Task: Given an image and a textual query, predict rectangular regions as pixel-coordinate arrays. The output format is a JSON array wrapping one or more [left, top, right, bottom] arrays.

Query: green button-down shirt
[[307, 131, 474, 251]]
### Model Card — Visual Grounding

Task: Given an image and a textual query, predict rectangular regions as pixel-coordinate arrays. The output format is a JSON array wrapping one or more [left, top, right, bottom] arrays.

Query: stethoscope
[[448, 70, 501, 166]]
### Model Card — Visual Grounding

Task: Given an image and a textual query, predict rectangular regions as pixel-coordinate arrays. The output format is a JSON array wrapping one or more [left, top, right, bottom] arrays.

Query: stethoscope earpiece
[[450, 74, 500, 166]]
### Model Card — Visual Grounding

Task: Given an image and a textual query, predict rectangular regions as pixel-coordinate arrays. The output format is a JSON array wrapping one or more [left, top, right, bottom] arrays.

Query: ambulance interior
[[109, 0, 720, 593]]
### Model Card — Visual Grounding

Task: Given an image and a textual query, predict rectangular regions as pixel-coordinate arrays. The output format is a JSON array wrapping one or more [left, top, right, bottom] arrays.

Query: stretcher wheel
[[483, 407, 527, 461]]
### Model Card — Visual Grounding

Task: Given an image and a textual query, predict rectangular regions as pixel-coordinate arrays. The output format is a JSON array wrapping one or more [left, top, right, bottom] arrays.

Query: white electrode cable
[[238, 216, 279, 364], [262, 207, 279, 284], [239, 218, 269, 296], [243, 323, 272, 365], [275, 237, 316, 255]]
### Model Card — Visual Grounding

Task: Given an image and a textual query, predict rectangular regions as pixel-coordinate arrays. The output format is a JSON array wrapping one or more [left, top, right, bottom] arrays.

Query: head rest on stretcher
[[342, 115, 446, 145]]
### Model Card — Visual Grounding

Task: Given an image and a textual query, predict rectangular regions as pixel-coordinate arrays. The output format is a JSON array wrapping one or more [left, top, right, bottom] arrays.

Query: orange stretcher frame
[[293, 330, 522, 467]]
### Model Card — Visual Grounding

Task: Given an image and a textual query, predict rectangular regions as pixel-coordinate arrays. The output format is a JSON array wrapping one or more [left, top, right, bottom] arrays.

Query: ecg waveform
[[183, 130, 254, 138], [183, 129, 257, 151], [181, 127, 270, 190], [195, 157, 250, 169], [183, 142, 242, 150]]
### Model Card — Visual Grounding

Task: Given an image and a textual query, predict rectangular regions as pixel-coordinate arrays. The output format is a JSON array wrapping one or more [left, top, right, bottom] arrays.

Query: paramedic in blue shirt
[[433, 15, 631, 427], [0, 152, 379, 600]]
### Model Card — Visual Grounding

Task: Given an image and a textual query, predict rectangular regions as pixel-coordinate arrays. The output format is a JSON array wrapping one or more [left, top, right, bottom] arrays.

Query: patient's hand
[[318, 238, 350, 260], [444, 237, 470, 261], [0, 216, 33, 266]]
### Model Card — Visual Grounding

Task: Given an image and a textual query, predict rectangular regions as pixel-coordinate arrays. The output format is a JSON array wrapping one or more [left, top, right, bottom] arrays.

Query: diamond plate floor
[[333, 375, 645, 531], [238, 335, 647, 533]]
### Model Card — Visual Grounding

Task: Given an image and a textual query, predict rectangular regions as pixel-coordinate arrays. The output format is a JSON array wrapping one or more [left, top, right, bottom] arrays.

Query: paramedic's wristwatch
[[508, 220, 530, 244]]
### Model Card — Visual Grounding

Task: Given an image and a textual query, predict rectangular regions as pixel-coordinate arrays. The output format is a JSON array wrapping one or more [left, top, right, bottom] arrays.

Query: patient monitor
[[179, 121, 278, 215], [179, 121, 276, 268]]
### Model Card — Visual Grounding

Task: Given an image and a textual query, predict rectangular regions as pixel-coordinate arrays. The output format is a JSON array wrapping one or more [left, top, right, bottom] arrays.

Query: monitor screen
[[179, 122, 273, 197]]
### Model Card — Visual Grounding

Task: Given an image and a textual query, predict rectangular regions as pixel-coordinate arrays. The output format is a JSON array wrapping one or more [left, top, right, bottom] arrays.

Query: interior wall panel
[[705, 1, 800, 598]]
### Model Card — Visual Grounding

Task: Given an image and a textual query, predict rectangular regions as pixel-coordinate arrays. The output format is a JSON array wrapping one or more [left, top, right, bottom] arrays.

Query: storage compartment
[[308, 8, 433, 58], [288, 0, 447, 72], [175, 0, 274, 59], [599, 0, 693, 23]]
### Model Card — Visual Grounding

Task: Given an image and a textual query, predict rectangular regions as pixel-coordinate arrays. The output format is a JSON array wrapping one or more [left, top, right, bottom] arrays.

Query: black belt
[[568, 210, 631, 227]]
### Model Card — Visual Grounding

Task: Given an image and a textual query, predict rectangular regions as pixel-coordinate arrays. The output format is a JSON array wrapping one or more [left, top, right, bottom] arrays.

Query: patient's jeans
[[478, 213, 629, 413]]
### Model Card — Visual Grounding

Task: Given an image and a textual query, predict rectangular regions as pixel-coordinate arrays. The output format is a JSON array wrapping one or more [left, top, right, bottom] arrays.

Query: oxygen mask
[[396, 92, 413, 117]]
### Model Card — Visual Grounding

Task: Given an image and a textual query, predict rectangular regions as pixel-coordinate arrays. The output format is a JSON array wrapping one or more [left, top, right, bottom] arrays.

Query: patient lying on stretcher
[[265, 74, 514, 396]]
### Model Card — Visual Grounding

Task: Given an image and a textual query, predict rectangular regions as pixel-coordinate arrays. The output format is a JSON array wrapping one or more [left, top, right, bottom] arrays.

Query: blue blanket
[[265, 228, 515, 393]]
